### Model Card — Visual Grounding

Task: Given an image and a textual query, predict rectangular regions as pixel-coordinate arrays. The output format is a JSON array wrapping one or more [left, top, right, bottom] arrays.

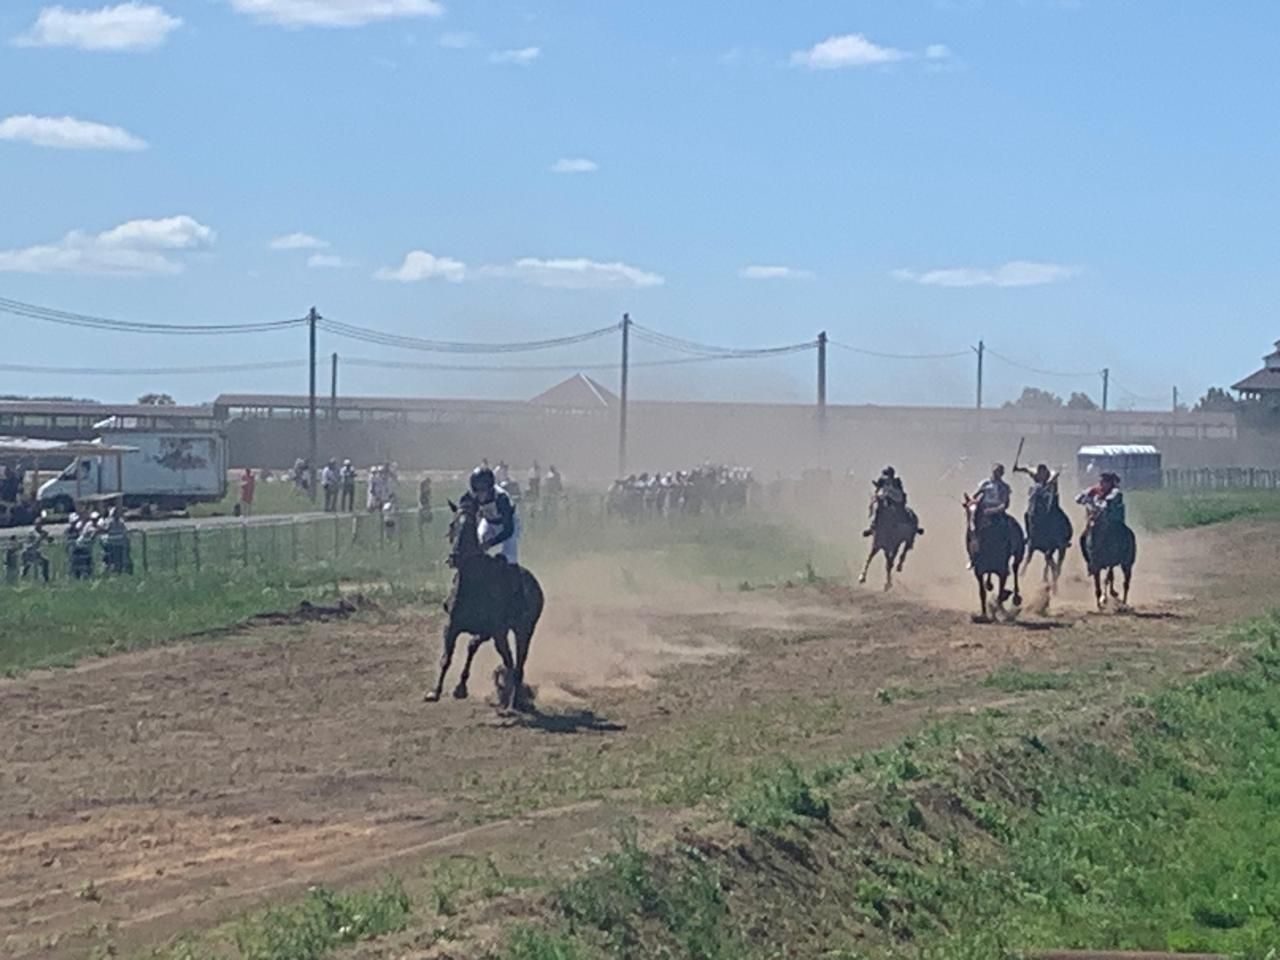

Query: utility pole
[[1101, 367, 1110, 413], [817, 331, 827, 421], [308, 306, 318, 502], [1173, 385, 1179, 413], [975, 339, 985, 410], [617, 313, 630, 478]]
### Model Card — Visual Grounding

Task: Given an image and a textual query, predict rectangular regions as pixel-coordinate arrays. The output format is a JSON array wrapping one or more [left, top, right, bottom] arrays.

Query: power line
[[1110, 380, 1166, 404], [0, 296, 306, 335], [344, 352, 799, 374], [0, 359, 306, 376], [317, 316, 619, 354], [630, 323, 815, 357], [984, 347, 1100, 379], [829, 340, 970, 361]]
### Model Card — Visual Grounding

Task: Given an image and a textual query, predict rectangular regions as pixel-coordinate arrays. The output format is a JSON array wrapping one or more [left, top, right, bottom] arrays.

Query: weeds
[[728, 760, 830, 833], [233, 880, 410, 960], [982, 666, 1075, 693]]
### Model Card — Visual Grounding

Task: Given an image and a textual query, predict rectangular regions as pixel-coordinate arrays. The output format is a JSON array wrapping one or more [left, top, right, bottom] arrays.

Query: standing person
[[527, 461, 541, 504], [367, 465, 383, 513], [495, 460, 510, 486], [418, 475, 433, 526], [321, 459, 339, 512], [543, 464, 563, 520], [3, 536, 18, 584], [21, 531, 50, 582], [103, 507, 132, 574], [240, 468, 256, 517], [340, 459, 357, 512]]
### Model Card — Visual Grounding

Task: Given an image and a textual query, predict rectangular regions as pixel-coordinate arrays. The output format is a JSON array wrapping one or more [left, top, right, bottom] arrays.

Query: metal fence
[[1163, 468, 1280, 490], [1, 494, 610, 587]]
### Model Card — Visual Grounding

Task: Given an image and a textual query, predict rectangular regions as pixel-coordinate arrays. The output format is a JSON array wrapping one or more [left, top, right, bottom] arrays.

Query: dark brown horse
[[963, 498, 1025, 622], [858, 495, 923, 591], [1080, 507, 1136, 610], [425, 496, 544, 712]]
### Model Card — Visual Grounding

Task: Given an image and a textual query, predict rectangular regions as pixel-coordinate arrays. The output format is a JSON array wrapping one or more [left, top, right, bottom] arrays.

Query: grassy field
[[1131, 487, 1280, 531]]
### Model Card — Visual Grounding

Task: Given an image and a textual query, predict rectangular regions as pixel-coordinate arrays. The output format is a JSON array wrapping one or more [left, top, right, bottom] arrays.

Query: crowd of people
[[605, 465, 755, 521], [4, 507, 132, 584]]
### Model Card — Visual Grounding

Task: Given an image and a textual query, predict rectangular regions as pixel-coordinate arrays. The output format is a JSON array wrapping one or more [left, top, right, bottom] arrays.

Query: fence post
[[193, 528, 201, 573], [334, 515, 341, 558], [242, 523, 250, 567], [173, 530, 180, 573], [141, 530, 149, 574], [291, 521, 299, 564]]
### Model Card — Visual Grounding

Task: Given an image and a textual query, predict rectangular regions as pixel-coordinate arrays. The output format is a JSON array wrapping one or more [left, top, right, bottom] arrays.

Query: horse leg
[[454, 634, 489, 699], [858, 544, 880, 585], [425, 625, 461, 702], [896, 536, 912, 573], [883, 544, 897, 591], [976, 574, 989, 621], [1092, 569, 1104, 610], [491, 633, 516, 709], [511, 626, 534, 713], [1108, 567, 1120, 600], [1122, 564, 1132, 606]]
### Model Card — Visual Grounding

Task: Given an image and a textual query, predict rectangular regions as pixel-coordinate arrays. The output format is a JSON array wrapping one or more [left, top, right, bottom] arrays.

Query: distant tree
[[137, 392, 176, 406], [1066, 391, 1098, 411], [1194, 387, 1239, 413], [1005, 386, 1064, 409]]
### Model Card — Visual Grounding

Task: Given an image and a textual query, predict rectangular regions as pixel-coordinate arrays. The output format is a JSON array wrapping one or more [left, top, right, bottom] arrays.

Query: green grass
[[981, 665, 1077, 693], [727, 760, 831, 834], [1130, 488, 1280, 531]]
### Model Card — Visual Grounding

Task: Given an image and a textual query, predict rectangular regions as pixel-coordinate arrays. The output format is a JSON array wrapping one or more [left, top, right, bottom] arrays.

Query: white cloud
[[495, 258, 664, 290], [437, 30, 473, 48], [14, 3, 181, 51], [739, 265, 814, 281], [0, 215, 214, 276], [892, 261, 1080, 288], [551, 157, 598, 174], [375, 251, 663, 289], [0, 114, 147, 151], [489, 46, 539, 65], [270, 231, 329, 251], [307, 253, 349, 269], [375, 250, 467, 283], [229, 0, 445, 28], [925, 43, 951, 60], [791, 33, 907, 70]]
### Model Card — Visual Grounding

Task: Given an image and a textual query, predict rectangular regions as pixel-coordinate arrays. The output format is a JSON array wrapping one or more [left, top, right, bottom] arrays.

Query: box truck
[[38, 427, 228, 513]]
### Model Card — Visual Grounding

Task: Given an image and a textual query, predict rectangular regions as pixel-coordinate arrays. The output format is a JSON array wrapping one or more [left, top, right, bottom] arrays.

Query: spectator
[[240, 468, 256, 517], [367, 465, 383, 512], [340, 459, 357, 512], [321, 459, 338, 512], [527, 461, 541, 503], [543, 464, 563, 519], [22, 531, 50, 582], [103, 507, 132, 575], [418, 475, 433, 526], [3, 536, 18, 584]]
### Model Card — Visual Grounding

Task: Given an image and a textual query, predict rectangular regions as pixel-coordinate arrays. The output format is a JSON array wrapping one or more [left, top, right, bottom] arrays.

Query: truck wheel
[[50, 496, 75, 516]]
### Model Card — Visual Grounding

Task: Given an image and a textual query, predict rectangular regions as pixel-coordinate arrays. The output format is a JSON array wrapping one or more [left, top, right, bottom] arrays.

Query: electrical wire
[[317, 316, 620, 354], [985, 347, 1100, 379], [0, 359, 306, 376], [0, 296, 307, 335], [630, 323, 816, 357], [344, 352, 805, 373], [829, 340, 970, 361]]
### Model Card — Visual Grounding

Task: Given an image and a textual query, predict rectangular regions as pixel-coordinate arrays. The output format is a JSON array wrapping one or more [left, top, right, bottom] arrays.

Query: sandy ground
[[0, 517, 1272, 958]]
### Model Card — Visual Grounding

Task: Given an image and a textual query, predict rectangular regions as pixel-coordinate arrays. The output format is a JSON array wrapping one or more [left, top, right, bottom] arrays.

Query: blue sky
[[1, 0, 1277, 408]]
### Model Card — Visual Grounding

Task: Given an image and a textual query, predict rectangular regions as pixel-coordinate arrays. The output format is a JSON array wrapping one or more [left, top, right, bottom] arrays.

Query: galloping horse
[[963, 498, 1025, 621], [1080, 507, 1136, 610], [426, 496, 544, 712], [858, 494, 923, 591], [1023, 487, 1073, 593]]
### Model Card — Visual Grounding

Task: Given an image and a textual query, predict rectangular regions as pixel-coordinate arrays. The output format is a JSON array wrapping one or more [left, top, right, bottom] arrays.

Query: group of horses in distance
[[862, 483, 1137, 621]]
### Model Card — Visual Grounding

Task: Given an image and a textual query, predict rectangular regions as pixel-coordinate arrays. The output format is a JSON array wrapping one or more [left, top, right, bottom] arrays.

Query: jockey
[[1076, 471, 1125, 527], [1014, 463, 1060, 513], [469, 465, 520, 563], [863, 466, 908, 537], [972, 463, 1012, 527]]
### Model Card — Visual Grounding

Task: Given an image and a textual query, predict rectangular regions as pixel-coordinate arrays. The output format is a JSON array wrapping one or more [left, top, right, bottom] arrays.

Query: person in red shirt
[[239, 468, 256, 517]]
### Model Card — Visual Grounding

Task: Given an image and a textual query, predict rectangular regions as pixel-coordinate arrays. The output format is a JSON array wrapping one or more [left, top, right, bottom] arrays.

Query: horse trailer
[[1076, 444, 1163, 490]]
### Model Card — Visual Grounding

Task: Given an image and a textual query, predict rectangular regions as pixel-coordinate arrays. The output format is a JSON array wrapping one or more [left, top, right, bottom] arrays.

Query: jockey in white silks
[[469, 465, 520, 564]]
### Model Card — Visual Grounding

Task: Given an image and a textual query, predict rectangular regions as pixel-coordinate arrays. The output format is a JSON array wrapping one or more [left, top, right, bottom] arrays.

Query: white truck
[[38, 426, 228, 513]]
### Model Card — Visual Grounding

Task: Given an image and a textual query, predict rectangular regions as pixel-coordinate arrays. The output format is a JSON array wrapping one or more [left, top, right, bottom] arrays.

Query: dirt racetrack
[[2, 519, 1275, 958]]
